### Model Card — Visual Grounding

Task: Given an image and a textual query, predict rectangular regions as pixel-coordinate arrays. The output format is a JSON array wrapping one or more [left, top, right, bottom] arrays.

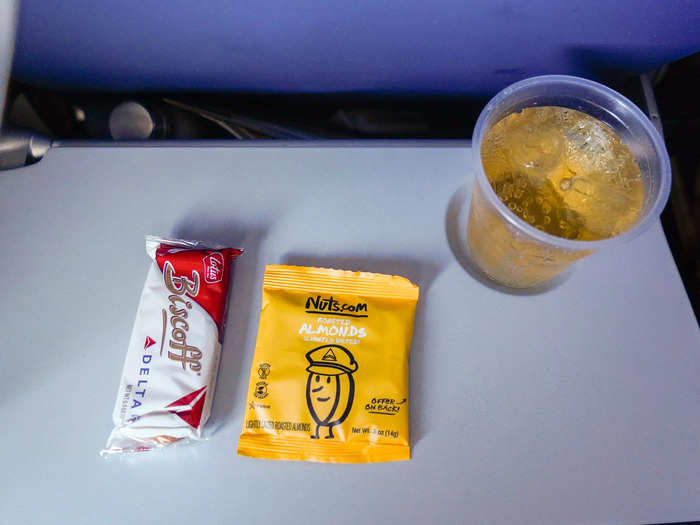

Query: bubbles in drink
[[481, 107, 643, 241]]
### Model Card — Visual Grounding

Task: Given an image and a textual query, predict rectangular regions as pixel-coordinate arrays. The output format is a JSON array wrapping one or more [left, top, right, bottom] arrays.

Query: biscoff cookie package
[[102, 236, 242, 455]]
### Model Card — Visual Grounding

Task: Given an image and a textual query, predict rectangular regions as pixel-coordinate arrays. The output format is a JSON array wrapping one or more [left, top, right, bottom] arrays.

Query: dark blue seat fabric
[[12, 0, 700, 95]]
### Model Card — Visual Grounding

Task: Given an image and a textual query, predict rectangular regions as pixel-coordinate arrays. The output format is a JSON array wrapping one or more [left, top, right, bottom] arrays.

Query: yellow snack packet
[[237, 265, 419, 463]]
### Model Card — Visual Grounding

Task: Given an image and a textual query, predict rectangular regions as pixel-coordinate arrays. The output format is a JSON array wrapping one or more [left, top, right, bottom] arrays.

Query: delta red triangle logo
[[144, 336, 156, 349], [165, 386, 207, 429]]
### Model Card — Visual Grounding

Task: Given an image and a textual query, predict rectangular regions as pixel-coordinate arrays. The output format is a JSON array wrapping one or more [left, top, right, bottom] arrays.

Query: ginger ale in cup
[[467, 75, 671, 288]]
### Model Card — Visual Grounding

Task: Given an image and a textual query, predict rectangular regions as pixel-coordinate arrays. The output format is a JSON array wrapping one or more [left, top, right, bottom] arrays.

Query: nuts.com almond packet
[[237, 265, 419, 463]]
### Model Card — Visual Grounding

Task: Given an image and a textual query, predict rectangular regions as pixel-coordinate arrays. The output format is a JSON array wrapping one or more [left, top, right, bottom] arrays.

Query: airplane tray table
[[1, 142, 699, 525]]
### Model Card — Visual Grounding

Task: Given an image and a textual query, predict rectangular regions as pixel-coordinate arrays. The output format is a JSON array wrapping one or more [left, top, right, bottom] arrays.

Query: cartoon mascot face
[[305, 345, 358, 439]]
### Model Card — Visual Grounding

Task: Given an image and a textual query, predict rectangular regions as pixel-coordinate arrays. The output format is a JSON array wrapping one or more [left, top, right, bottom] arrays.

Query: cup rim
[[472, 74, 672, 252]]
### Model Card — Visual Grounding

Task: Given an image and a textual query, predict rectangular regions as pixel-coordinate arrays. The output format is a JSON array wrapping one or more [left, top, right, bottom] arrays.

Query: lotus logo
[[202, 252, 224, 283]]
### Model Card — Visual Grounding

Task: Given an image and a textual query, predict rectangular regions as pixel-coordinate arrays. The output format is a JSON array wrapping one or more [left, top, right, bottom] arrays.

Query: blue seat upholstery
[[12, 0, 700, 95]]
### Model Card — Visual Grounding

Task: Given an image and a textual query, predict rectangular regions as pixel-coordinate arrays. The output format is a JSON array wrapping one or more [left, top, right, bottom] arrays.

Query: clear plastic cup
[[467, 75, 671, 288]]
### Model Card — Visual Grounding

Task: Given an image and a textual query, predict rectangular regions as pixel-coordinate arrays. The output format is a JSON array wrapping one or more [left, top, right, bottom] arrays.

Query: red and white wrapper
[[102, 236, 242, 455]]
